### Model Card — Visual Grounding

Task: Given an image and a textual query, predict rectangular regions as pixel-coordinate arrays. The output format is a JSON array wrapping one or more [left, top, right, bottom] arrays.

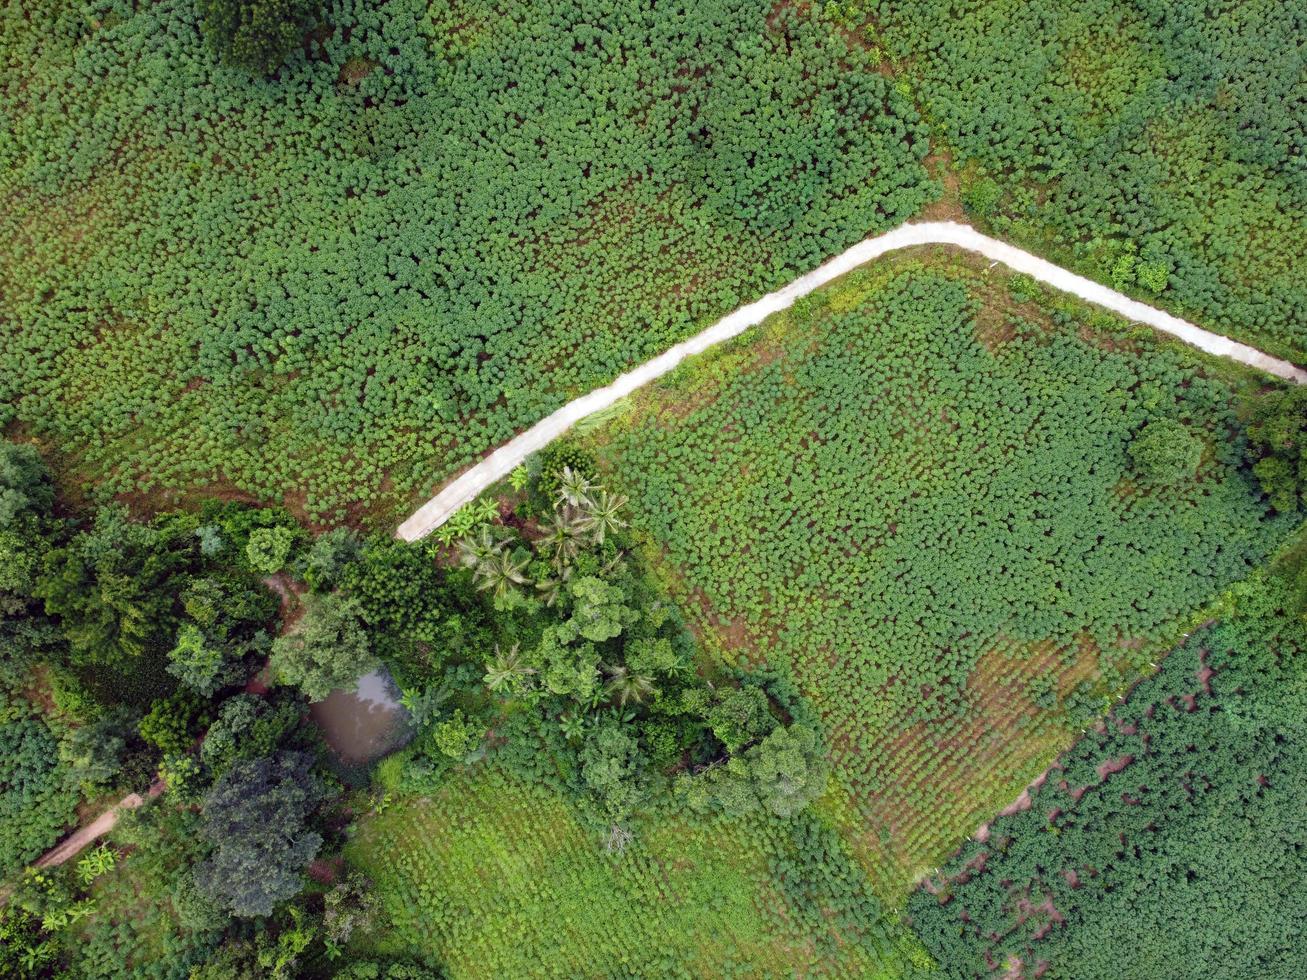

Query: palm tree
[[484, 642, 535, 694], [472, 547, 531, 601], [456, 524, 506, 571], [555, 465, 596, 509], [603, 664, 657, 708], [534, 564, 572, 607], [577, 490, 629, 546], [539, 510, 586, 569]]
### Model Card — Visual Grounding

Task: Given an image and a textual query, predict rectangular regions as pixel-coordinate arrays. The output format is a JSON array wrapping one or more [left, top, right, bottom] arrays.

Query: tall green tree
[[194, 751, 324, 918], [271, 592, 375, 701], [36, 506, 194, 668]]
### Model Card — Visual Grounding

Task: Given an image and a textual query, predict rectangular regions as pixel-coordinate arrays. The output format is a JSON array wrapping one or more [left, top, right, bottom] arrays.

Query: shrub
[[1129, 418, 1203, 485], [138, 689, 210, 755], [245, 525, 294, 574]]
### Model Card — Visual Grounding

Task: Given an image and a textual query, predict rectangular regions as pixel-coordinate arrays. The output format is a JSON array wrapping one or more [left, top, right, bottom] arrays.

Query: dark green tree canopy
[[198, 0, 317, 75], [1249, 386, 1307, 512], [0, 443, 53, 529], [195, 750, 324, 918], [36, 506, 195, 668]]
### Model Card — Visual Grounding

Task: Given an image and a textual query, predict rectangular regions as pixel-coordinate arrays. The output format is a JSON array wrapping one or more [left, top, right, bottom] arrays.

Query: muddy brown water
[[309, 669, 411, 765]]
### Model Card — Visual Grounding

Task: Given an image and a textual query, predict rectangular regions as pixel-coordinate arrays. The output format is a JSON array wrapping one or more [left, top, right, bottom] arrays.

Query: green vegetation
[[67, 807, 221, 978], [880, 0, 1307, 356], [199, 0, 320, 74], [1248, 386, 1307, 513], [909, 571, 1307, 978], [1, 1, 1303, 973], [271, 592, 376, 700], [195, 751, 325, 918], [0, 0, 930, 522], [1128, 418, 1203, 486], [0, 699, 79, 875], [586, 255, 1288, 892], [347, 766, 920, 978]]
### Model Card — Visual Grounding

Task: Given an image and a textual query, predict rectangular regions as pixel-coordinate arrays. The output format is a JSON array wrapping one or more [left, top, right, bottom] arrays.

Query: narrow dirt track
[[34, 780, 165, 870], [397, 220, 1306, 540]]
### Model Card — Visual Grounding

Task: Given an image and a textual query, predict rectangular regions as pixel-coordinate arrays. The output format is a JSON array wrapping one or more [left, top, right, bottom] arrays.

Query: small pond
[[309, 668, 411, 766]]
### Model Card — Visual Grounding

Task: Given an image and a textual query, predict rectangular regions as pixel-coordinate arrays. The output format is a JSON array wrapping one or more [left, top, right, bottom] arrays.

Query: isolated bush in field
[[198, 0, 316, 74], [245, 525, 294, 574], [1129, 418, 1203, 485], [271, 592, 376, 701], [195, 751, 324, 917]]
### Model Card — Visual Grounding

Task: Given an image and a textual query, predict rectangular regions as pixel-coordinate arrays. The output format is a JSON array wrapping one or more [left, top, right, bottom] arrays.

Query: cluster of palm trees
[[481, 639, 660, 713], [455, 466, 629, 606], [461, 467, 667, 713]]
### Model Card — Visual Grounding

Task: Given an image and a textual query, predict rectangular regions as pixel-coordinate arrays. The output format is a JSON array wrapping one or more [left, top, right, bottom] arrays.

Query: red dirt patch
[[1095, 755, 1133, 781]]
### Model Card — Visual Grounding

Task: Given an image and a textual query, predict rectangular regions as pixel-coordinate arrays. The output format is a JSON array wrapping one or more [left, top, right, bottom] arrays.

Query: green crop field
[[909, 570, 1307, 978], [1, 2, 1302, 977], [880, 0, 1307, 359], [346, 765, 927, 978], [582, 250, 1292, 896], [0, 0, 930, 523]]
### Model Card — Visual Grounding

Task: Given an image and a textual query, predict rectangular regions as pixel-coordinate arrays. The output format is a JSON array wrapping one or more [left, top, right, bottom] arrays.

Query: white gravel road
[[397, 220, 1306, 540]]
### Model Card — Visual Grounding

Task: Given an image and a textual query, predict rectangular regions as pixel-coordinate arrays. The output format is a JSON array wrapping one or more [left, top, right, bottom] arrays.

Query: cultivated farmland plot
[[581, 252, 1292, 897]]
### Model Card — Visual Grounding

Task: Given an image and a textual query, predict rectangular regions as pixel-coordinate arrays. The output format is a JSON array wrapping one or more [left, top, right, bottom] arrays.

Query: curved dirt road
[[397, 220, 1306, 540]]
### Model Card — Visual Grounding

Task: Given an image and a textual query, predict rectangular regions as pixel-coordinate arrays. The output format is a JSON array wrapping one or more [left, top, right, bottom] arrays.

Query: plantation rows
[[593, 260, 1289, 894], [347, 768, 918, 978], [829, 638, 1100, 898], [909, 573, 1307, 978], [0, 0, 930, 521], [880, 0, 1307, 357]]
